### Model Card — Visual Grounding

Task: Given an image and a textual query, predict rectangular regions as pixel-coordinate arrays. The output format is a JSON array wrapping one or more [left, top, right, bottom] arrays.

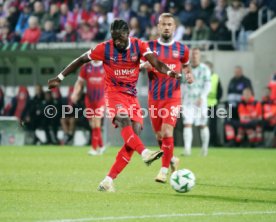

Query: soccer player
[[140, 13, 193, 183], [71, 60, 106, 155], [48, 19, 182, 192], [182, 48, 211, 156]]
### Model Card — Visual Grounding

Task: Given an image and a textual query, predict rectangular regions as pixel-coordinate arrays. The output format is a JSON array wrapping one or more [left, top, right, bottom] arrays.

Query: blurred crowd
[[0, 0, 275, 49], [0, 69, 276, 147]]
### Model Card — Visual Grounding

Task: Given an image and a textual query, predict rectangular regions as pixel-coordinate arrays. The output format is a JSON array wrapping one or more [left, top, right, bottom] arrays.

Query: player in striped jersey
[[71, 60, 106, 156], [140, 13, 193, 183], [48, 19, 182, 192]]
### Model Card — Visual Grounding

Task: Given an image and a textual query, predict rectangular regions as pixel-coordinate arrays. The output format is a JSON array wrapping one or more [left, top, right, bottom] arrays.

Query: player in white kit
[[182, 48, 211, 156]]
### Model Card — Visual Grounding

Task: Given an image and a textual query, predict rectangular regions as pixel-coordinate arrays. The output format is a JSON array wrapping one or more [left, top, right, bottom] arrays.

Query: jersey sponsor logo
[[130, 53, 138, 62], [172, 50, 179, 58], [89, 77, 103, 83], [114, 68, 136, 77], [110, 56, 117, 62]]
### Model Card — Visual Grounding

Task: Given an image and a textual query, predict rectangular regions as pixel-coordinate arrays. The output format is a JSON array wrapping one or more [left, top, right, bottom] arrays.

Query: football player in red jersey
[[140, 13, 193, 183], [48, 19, 187, 192], [71, 60, 106, 155]]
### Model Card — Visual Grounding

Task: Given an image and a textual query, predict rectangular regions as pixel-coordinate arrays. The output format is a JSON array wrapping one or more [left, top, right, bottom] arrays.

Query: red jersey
[[146, 39, 189, 101], [79, 61, 105, 102], [87, 37, 152, 96]]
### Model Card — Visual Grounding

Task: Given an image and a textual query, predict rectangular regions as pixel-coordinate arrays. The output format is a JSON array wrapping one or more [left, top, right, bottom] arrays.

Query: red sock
[[161, 137, 174, 168], [95, 127, 103, 147], [91, 128, 98, 150], [121, 125, 145, 154], [108, 144, 134, 179]]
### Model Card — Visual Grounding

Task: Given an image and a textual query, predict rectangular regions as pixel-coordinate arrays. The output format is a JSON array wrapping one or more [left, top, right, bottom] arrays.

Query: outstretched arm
[[48, 53, 90, 89], [144, 53, 181, 79]]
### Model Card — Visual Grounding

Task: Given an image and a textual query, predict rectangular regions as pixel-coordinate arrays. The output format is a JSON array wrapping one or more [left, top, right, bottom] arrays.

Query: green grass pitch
[[0, 146, 276, 222]]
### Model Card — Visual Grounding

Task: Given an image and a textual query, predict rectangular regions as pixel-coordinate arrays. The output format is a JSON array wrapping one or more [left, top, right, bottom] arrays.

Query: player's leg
[[199, 125, 210, 156], [198, 104, 210, 156], [182, 105, 194, 156], [88, 117, 99, 155]]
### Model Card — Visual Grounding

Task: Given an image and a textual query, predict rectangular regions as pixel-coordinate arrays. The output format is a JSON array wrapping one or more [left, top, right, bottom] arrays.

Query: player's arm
[[48, 53, 90, 89], [71, 78, 85, 104], [145, 53, 181, 79]]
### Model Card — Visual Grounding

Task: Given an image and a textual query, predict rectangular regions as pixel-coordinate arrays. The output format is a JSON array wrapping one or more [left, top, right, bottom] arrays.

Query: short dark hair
[[110, 19, 129, 32]]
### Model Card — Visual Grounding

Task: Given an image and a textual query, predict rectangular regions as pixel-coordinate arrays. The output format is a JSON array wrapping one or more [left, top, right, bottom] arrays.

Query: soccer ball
[[170, 169, 196, 193]]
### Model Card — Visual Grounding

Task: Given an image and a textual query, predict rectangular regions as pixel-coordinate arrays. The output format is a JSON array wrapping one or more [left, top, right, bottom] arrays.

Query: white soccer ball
[[170, 169, 196, 193]]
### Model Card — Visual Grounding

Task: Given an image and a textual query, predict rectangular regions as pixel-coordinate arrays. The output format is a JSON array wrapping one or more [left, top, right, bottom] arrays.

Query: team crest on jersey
[[130, 53, 138, 62], [172, 50, 179, 58]]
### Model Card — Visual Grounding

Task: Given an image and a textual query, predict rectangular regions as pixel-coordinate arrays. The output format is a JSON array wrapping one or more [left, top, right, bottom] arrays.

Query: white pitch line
[[40, 211, 276, 222]]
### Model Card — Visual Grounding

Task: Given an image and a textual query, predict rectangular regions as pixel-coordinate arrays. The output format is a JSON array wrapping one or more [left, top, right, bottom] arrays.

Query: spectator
[[183, 26, 192, 41], [78, 22, 97, 42], [262, 87, 276, 147], [268, 72, 276, 100], [21, 16, 41, 44], [0, 24, 16, 44], [239, 1, 258, 50], [206, 61, 223, 147], [209, 17, 233, 50], [178, 0, 197, 27], [32, 1, 45, 26], [147, 26, 158, 40], [198, 0, 215, 24], [24, 84, 44, 145], [42, 3, 60, 32], [137, 3, 150, 33], [59, 3, 71, 31], [236, 88, 262, 146], [42, 91, 59, 144], [227, 66, 253, 119], [39, 20, 57, 43], [192, 18, 210, 41], [61, 86, 76, 145], [213, 0, 228, 24], [7, 86, 30, 121], [226, 0, 247, 33], [95, 14, 109, 40], [118, 0, 137, 23], [6, 6, 20, 32], [129, 17, 141, 38], [0, 3, 5, 18], [167, 2, 179, 16], [86, 3, 102, 28], [224, 88, 261, 147], [15, 3, 32, 36], [151, 2, 162, 26], [58, 22, 77, 42], [174, 17, 185, 41]]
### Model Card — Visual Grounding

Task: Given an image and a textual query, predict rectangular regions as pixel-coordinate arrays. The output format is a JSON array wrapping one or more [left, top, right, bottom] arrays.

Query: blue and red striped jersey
[[87, 37, 152, 96], [79, 61, 105, 102], [146, 39, 189, 101]]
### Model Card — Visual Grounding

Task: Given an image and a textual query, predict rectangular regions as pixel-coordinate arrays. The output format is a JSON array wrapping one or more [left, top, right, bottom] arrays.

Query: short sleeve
[[181, 45, 190, 65], [87, 43, 105, 61], [138, 40, 152, 57]]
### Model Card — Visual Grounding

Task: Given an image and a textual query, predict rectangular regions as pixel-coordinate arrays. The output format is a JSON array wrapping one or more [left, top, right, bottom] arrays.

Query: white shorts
[[182, 104, 208, 126]]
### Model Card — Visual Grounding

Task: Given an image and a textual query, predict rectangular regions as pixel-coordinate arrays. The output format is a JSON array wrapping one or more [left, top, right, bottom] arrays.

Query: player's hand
[[48, 77, 61, 89], [185, 72, 194, 84], [71, 93, 78, 104], [168, 70, 182, 79]]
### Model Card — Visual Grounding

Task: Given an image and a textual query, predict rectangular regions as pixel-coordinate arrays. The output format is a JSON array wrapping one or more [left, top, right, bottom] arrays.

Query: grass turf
[[0, 146, 276, 222]]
